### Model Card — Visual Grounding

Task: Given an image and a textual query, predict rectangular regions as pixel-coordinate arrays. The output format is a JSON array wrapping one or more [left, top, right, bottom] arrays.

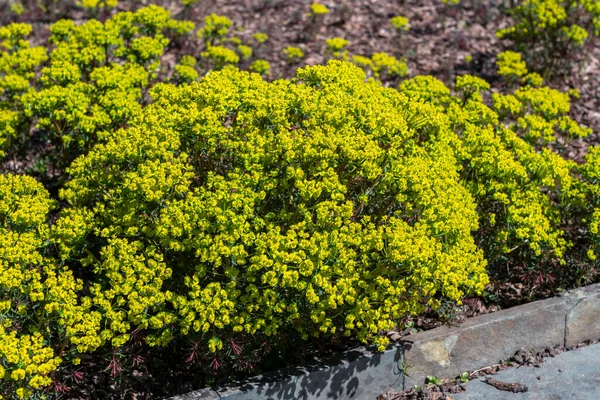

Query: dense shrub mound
[[0, 60, 496, 397], [57, 61, 489, 350]]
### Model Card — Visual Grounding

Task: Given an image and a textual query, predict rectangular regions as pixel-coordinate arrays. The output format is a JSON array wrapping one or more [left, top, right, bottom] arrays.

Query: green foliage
[[283, 46, 304, 62], [459, 371, 469, 383], [497, 0, 600, 76], [252, 32, 269, 44], [198, 13, 232, 46], [249, 59, 270, 75], [426, 375, 442, 385]]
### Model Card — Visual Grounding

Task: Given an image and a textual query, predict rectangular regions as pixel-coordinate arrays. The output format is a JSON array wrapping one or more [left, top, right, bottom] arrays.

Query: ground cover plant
[[1, 1, 600, 399]]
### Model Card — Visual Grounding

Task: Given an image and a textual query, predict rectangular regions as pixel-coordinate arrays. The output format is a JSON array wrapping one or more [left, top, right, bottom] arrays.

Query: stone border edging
[[170, 283, 600, 400]]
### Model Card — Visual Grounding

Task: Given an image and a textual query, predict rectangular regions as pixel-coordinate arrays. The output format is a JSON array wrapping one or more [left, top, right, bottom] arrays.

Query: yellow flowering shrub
[[574, 148, 600, 268], [1, 6, 194, 172], [1, 3, 599, 394], [0, 174, 99, 398], [55, 61, 488, 361], [497, 0, 600, 75], [401, 71, 593, 277]]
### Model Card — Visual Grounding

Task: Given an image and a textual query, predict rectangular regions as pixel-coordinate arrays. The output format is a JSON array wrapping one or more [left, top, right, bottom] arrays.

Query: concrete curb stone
[[565, 284, 600, 347], [401, 295, 568, 387], [170, 346, 403, 400]]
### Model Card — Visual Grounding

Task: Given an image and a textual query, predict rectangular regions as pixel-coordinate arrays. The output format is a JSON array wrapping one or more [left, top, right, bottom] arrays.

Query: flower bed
[[1, 2, 599, 399]]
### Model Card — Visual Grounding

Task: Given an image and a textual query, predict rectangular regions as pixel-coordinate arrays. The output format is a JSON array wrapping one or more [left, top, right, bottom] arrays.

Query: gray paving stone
[[453, 342, 600, 400]]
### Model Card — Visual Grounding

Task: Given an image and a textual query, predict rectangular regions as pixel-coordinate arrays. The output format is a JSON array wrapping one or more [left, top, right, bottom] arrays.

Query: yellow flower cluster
[[79, 0, 118, 9], [496, 51, 528, 79], [0, 23, 47, 156], [326, 37, 349, 52], [198, 13, 233, 45], [0, 331, 61, 397], [310, 3, 330, 16], [252, 33, 269, 44], [174, 55, 199, 83], [325, 37, 350, 60], [249, 60, 271, 76], [351, 52, 408, 79], [202, 46, 240, 69], [283, 46, 305, 62], [390, 16, 410, 31], [576, 146, 600, 261]]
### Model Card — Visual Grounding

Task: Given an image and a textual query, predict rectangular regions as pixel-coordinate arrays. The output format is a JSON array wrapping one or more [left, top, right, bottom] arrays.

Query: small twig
[[468, 363, 502, 376], [485, 377, 528, 393]]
